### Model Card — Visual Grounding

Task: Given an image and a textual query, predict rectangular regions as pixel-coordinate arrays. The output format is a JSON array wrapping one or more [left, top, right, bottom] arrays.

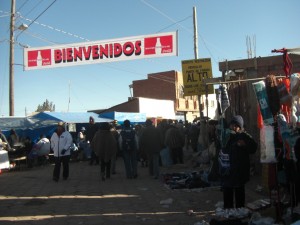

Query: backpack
[[218, 148, 230, 176], [120, 129, 135, 151]]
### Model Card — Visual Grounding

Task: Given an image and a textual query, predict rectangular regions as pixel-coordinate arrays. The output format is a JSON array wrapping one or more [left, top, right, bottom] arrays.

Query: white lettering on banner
[[23, 31, 178, 71]]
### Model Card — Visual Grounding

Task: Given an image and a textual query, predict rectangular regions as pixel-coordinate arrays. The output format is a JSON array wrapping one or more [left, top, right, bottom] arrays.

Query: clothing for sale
[[162, 171, 210, 189]]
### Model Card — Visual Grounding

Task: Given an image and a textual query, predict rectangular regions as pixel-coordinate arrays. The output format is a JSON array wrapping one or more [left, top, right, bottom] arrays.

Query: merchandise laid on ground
[[161, 171, 217, 189]]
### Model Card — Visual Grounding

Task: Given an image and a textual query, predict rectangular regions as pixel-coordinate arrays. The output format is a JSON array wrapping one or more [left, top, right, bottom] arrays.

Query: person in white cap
[[50, 122, 73, 182]]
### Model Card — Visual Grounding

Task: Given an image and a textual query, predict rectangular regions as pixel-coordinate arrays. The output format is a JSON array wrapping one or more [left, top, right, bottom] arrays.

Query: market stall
[[251, 48, 300, 222]]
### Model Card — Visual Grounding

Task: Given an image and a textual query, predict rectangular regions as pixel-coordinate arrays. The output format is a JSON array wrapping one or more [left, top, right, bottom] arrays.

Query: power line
[[16, 0, 29, 12], [156, 15, 192, 33], [22, 0, 45, 18], [16, 0, 57, 39], [20, 30, 59, 45], [141, 0, 193, 35], [141, 0, 218, 64], [18, 15, 90, 41]]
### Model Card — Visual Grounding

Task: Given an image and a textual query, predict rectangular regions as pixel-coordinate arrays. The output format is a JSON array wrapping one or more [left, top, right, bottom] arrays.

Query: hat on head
[[99, 122, 110, 131], [145, 119, 152, 126], [123, 119, 131, 128], [230, 115, 244, 129], [57, 121, 65, 127]]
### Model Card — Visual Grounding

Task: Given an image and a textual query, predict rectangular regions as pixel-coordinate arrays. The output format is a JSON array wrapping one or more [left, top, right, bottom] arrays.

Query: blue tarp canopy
[[99, 111, 147, 124], [0, 117, 28, 130], [0, 112, 112, 131], [29, 112, 112, 125], [0, 112, 113, 142]]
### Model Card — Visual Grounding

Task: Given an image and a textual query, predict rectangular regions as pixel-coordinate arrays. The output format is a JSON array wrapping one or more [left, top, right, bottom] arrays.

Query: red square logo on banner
[[27, 49, 52, 67], [144, 35, 173, 55]]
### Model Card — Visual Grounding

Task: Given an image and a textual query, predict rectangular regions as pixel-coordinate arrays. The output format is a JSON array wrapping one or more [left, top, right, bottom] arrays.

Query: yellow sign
[[181, 58, 214, 96]]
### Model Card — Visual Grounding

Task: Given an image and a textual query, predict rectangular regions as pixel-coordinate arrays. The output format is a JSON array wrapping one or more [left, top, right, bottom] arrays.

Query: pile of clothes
[[161, 171, 211, 189]]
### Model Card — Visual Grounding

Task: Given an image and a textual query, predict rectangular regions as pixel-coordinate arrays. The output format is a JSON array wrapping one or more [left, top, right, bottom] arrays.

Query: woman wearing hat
[[221, 115, 257, 209]]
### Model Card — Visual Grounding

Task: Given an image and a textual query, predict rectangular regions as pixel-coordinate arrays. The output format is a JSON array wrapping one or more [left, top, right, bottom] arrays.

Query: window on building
[[179, 85, 184, 98]]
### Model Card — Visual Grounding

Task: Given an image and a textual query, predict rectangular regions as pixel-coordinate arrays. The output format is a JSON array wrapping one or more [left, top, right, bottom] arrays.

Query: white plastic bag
[[260, 125, 276, 163]]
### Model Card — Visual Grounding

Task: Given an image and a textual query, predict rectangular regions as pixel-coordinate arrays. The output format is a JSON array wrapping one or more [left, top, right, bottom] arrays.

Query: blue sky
[[0, 0, 299, 117]]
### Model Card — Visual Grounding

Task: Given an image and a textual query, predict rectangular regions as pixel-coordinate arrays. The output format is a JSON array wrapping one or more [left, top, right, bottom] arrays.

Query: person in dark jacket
[[164, 123, 185, 164], [221, 115, 257, 209], [119, 120, 138, 179], [91, 122, 117, 181], [188, 121, 200, 152], [86, 116, 99, 165], [139, 119, 163, 179]]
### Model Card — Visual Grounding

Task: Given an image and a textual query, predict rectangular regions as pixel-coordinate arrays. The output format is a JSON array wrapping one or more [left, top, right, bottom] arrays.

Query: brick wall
[[132, 71, 177, 101]]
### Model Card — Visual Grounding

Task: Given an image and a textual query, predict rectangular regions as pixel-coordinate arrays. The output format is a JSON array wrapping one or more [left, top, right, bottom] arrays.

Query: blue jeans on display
[[122, 150, 137, 179]]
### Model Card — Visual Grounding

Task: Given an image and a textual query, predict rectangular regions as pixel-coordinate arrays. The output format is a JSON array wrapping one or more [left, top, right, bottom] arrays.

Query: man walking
[[139, 119, 163, 179], [51, 122, 73, 182], [86, 116, 99, 165], [119, 120, 138, 179]]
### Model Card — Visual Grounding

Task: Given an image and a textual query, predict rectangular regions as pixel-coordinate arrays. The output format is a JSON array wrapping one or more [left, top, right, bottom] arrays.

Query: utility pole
[[193, 6, 203, 119], [193, 7, 198, 59], [9, 0, 16, 116]]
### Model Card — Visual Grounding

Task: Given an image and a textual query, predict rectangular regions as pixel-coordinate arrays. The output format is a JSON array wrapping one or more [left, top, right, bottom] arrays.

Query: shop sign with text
[[181, 58, 214, 96]]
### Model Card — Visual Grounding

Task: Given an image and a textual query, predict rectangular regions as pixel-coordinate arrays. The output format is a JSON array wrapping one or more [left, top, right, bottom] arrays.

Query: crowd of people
[[72, 117, 199, 181], [42, 117, 205, 182], [0, 117, 199, 180], [0, 115, 262, 210]]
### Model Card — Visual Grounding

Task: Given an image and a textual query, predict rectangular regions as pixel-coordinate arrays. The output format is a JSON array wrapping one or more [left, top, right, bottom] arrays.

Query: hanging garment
[[260, 124, 276, 163], [290, 73, 300, 98], [277, 114, 296, 160], [252, 81, 274, 125], [220, 84, 230, 114], [265, 75, 280, 116], [277, 78, 291, 106]]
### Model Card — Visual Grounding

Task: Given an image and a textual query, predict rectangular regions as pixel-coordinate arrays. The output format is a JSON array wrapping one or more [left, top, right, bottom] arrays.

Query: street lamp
[[17, 23, 28, 31], [9, 0, 28, 116]]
